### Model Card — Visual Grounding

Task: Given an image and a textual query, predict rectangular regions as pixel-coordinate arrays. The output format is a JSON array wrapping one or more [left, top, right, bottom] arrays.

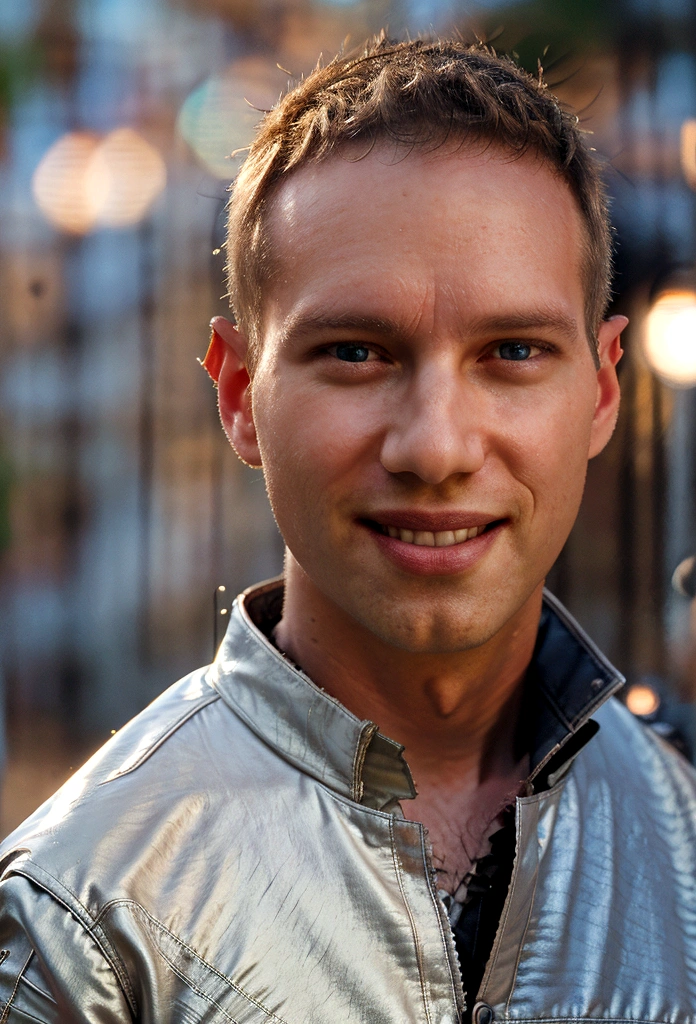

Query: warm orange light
[[681, 119, 696, 190], [643, 290, 696, 387], [625, 684, 661, 717], [32, 128, 166, 234], [87, 128, 166, 228], [32, 132, 101, 234]]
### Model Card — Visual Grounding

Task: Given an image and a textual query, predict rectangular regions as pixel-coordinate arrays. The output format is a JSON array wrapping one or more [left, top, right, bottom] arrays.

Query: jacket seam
[[318, 780, 405, 819], [503, 802, 542, 1021], [98, 899, 290, 1024], [478, 810, 521, 999], [1, 1006, 47, 1024], [8, 862, 137, 1017], [0, 950, 32, 1024], [15, 973, 56, 1005], [388, 817, 433, 1024], [153, 945, 241, 1024], [99, 690, 221, 784], [417, 826, 462, 1014]]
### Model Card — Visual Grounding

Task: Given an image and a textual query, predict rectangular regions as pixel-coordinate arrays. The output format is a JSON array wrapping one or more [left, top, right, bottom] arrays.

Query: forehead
[[261, 143, 586, 336]]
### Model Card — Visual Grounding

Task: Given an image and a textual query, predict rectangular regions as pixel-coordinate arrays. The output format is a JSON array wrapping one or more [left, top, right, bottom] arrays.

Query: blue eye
[[335, 344, 371, 362], [497, 341, 532, 361]]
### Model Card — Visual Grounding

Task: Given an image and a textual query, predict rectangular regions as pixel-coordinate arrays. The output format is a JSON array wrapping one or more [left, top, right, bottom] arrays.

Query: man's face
[[229, 144, 621, 653]]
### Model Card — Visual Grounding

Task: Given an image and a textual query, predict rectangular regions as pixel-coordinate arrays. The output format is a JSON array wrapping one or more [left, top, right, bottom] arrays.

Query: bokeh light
[[672, 555, 696, 598], [87, 129, 167, 228], [681, 120, 696, 190], [178, 57, 285, 179], [625, 683, 661, 717], [32, 128, 166, 234], [643, 290, 696, 387], [32, 132, 101, 234]]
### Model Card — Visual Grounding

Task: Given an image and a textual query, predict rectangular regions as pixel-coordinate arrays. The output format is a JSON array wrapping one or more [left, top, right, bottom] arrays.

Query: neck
[[273, 556, 544, 789]]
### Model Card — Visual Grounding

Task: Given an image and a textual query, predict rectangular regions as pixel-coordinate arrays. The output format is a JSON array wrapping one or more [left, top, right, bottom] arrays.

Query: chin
[[350, 596, 504, 654]]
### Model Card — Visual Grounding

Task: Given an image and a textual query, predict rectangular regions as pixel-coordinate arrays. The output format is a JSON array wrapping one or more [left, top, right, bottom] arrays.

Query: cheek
[[498, 385, 595, 519], [253, 381, 382, 511]]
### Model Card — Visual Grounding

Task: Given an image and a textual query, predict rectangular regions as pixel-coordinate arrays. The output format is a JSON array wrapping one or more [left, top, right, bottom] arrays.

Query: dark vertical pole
[[59, 310, 85, 730], [651, 376, 667, 671], [57, 233, 86, 733], [137, 218, 155, 662]]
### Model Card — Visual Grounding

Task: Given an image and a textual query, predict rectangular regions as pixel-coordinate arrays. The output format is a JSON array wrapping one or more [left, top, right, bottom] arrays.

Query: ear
[[206, 316, 262, 468], [588, 314, 628, 459]]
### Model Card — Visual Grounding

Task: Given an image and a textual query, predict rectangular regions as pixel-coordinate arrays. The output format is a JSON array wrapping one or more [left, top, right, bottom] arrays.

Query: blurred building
[[1, 0, 696, 834]]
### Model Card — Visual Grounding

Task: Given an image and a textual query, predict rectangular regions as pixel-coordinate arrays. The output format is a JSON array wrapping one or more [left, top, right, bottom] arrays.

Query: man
[[0, 35, 694, 1024]]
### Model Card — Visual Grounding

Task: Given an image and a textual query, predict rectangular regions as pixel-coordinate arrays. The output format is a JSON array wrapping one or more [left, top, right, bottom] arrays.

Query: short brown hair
[[226, 35, 612, 370]]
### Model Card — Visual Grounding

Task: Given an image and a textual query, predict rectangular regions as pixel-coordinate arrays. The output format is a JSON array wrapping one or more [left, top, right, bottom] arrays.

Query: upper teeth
[[385, 525, 486, 546]]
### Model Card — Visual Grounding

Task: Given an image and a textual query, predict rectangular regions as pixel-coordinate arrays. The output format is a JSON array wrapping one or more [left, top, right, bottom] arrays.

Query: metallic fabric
[[482, 695, 696, 1022], [0, 579, 694, 1023]]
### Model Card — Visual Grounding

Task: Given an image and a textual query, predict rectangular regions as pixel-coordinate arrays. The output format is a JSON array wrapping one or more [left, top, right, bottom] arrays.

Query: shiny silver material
[[0, 579, 695, 1022]]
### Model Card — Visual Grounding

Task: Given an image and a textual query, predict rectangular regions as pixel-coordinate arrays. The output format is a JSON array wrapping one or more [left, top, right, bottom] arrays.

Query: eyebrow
[[279, 312, 403, 344], [279, 307, 580, 344], [465, 310, 580, 341]]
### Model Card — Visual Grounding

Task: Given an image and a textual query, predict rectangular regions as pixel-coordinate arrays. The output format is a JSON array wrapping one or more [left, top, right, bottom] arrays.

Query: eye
[[332, 343, 376, 363], [493, 341, 539, 361]]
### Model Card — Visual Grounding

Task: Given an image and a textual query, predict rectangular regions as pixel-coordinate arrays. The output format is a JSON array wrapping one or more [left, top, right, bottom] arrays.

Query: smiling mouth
[[364, 520, 502, 547]]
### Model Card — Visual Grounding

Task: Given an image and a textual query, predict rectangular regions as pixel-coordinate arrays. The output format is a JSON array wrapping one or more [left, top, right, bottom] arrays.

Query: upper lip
[[362, 510, 504, 532]]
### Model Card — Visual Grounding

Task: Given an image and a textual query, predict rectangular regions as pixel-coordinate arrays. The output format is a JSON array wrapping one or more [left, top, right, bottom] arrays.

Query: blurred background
[[2, 0, 696, 836]]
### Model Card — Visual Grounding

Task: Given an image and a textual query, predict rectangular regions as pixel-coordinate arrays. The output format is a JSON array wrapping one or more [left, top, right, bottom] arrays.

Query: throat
[[422, 675, 473, 719]]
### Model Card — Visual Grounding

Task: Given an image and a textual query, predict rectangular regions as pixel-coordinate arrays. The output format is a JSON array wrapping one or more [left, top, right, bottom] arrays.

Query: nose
[[379, 363, 486, 485]]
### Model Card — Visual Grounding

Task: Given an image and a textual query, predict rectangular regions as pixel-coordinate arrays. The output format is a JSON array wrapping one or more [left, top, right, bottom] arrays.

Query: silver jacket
[[1, 579, 696, 1023]]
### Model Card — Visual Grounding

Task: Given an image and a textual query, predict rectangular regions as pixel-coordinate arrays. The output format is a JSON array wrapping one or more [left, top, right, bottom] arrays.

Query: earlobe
[[206, 317, 262, 468]]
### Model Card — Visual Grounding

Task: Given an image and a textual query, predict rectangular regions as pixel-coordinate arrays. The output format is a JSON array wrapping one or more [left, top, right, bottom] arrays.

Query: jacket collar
[[208, 578, 416, 811], [209, 578, 624, 810], [524, 590, 625, 791]]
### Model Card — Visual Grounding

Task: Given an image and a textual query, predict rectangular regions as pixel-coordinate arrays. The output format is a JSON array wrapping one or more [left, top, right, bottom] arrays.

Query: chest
[[411, 766, 527, 897]]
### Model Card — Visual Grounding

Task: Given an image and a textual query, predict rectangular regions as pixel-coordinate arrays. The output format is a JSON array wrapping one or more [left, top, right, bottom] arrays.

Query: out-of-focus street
[[3, 0, 696, 833]]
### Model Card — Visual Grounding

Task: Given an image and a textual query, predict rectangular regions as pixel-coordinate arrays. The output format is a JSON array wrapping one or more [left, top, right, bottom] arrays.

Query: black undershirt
[[450, 807, 517, 1019]]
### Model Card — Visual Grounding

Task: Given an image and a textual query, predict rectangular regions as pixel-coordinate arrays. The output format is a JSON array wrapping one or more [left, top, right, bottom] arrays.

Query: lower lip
[[364, 522, 505, 576]]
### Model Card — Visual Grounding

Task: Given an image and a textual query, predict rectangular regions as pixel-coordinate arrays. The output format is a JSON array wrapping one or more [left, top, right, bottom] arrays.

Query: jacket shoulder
[[582, 695, 696, 824], [0, 650, 307, 926], [0, 666, 221, 866]]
